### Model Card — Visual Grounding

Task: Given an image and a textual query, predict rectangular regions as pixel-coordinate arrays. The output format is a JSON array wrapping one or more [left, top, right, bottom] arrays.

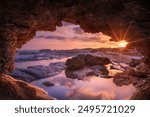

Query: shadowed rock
[[0, 0, 150, 100], [0, 0, 150, 73], [66, 54, 110, 70], [0, 74, 54, 100], [66, 54, 86, 70], [129, 59, 140, 67], [9, 62, 66, 82], [131, 79, 150, 100], [42, 81, 55, 87], [125, 67, 147, 78]]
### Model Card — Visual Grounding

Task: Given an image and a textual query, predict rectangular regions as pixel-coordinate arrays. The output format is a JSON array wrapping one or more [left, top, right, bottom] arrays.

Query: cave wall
[[0, 0, 150, 73]]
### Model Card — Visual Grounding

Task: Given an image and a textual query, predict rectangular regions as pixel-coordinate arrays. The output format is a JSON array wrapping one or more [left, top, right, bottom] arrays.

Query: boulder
[[86, 71, 98, 77], [65, 70, 78, 79], [125, 67, 147, 78], [84, 54, 110, 66], [65, 64, 110, 79], [65, 54, 110, 70], [129, 59, 140, 67], [42, 81, 55, 87], [65, 54, 85, 70], [0, 74, 54, 100]]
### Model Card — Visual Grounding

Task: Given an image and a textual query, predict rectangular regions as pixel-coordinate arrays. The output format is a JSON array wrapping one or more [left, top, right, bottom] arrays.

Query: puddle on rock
[[32, 71, 135, 100]]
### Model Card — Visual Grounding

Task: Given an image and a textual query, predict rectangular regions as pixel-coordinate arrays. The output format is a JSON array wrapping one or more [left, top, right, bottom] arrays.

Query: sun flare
[[117, 40, 128, 48]]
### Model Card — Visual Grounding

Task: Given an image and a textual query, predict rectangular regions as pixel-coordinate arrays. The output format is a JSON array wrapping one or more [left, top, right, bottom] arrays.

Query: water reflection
[[32, 71, 135, 100]]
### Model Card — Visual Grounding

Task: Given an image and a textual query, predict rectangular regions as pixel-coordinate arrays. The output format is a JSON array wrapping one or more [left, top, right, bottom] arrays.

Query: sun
[[117, 40, 128, 48]]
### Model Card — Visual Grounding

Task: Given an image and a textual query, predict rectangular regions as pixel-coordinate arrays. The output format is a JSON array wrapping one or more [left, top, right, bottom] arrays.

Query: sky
[[21, 21, 121, 50]]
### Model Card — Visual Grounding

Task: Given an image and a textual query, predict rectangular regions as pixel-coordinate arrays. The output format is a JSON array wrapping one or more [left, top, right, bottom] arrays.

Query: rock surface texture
[[66, 54, 110, 70], [0, 74, 54, 99], [0, 0, 150, 100], [0, 0, 150, 73]]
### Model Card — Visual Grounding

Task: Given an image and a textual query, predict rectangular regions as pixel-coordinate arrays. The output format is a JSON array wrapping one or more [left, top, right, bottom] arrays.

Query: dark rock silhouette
[[66, 54, 86, 70], [42, 81, 55, 87], [129, 59, 140, 67], [65, 70, 78, 79], [131, 79, 150, 100], [66, 54, 110, 70], [113, 67, 148, 87], [0, 0, 150, 73], [65, 54, 110, 79], [113, 72, 140, 86], [125, 67, 147, 78], [84, 54, 110, 66]]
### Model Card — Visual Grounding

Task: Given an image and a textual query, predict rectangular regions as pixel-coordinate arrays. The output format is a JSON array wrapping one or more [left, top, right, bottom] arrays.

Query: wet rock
[[129, 59, 140, 67], [24, 65, 64, 79], [100, 69, 109, 75], [9, 68, 36, 82], [136, 63, 149, 74], [125, 67, 147, 78], [65, 54, 110, 70], [110, 65, 125, 71], [65, 64, 110, 79], [65, 55, 85, 70], [0, 74, 54, 100], [113, 67, 148, 86], [113, 72, 140, 86], [131, 79, 150, 100], [9, 62, 66, 81], [86, 71, 98, 77], [85, 54, 110, 66], [101, 75, 112, 78], [42, 81, 55, 87], [91, 65, 109, 75], [65, 70, 78, 79]]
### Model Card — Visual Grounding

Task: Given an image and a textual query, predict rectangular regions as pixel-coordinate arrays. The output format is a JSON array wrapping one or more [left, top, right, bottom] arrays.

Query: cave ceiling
[[0, 0, 150, 73]]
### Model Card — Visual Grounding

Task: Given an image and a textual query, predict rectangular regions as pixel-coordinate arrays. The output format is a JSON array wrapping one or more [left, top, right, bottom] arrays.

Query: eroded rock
[[113, 72, 140, 86], [65, 54, 85, 70], [65, 65, 109, 79], [66, 54, 110, 70], [0, 0, 150, 74], [9, 62, 66, 82], [125, 67, 147, 78], [0, 74, 54, 100], [131, 79, 150, 100]]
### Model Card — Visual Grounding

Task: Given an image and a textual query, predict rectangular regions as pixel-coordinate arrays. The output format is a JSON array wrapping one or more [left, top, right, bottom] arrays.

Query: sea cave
[[0, 0, 150, 100]]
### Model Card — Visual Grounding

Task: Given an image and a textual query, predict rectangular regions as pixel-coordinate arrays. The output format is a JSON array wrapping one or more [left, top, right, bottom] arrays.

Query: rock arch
[[0, 0, 150, 73]]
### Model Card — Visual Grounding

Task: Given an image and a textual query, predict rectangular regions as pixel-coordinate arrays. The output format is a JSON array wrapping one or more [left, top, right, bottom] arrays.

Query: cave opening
[[8, 21, 145, 100], [20, 21, 127, 50], [0, 0, 150, 100]]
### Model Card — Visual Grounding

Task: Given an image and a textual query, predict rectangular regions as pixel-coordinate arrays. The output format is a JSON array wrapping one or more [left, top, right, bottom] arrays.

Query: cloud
[[36, 35, 66, 40], [73, 27, 84, 34], [62, 21, 74, 26], [33, 21, 125, 49], [66, 87, 116, 100], [35, 21, 106, 42]]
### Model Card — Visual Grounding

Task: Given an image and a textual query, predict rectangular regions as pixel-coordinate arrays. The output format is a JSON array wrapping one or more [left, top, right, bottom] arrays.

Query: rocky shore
[[4, 48, 150, 99]]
